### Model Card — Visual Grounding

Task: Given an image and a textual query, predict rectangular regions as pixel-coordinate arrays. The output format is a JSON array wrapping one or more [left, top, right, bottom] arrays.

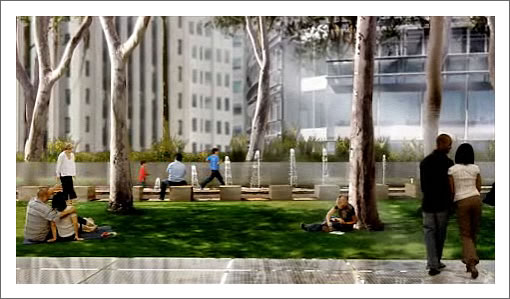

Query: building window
[[192, 69, 197, 83], [217, 121, 222, 134], [85, 116, 90, 133], [233, 57, 242, 69], [205, 97, 212, 109], [200, 119, 204, 132], [233, 81, 242, 93], [233, 36, 242, 47], [192, 46, 197, 59], [205, 48, 212, 60], [224, 74, 230, 87], [405, 29, 424, 55], [197, 22, 202, 35], [178, 93, 183, 109], [189, 21, 194, 34], [205, 72, 212, 85], [449, 28, 467, 54], [65, 117, 71, 134], [85, 88, 90, 104], [205, 120, 211, 133], [65, 89, 71, 105], [224, 122, 230, 135], [216, 97, 222, 110], [178, 66, 183, 82], [469, 31, 486, 53], [233, 126, 242, 135], [205, 26, 212, 37], [85, 144, 90, 152], [216, 49, 222, 62], [178, 39, 182, 55], [216, 73, 222, 86], [66, 65, 70, 78], [192, 94, 197, 107], [85, 60, 90, 77], [178, 120, 183, 135], [192, 142, 197, 153], [178, 16, 183, 28], [233, 104, 242, 115], [199, 47, 203, 60], [200, 71, 203, 84], [192, 118, 197, 132], [64, 33, 70, 45], [200, 95, 203, 108], [224, 50, 230, 64], [224, 97, 230, 111], [217, 145, 222, 151]]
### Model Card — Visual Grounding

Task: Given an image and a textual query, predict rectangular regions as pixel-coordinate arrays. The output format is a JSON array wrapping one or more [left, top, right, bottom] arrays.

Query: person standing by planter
[[448, 143, 483, 279], [56, 143, 77, 201], [138, 160, 150, 188]]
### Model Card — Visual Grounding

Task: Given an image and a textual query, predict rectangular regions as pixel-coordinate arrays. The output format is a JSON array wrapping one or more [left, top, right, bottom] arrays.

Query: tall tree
[[161, 16, 170, 142], [23, 16, 92, 161], [422, 17, 450, 156], [100, 16, 151, 212], [487, 16, 495, 89], [348, 16, 383, 231]]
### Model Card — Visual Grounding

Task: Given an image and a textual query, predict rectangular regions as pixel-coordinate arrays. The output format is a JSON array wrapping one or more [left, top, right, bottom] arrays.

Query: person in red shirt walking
[[138, 161, 150, 188]]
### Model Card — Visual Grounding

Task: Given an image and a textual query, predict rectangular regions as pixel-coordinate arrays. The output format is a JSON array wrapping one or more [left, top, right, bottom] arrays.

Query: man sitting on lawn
[[23, 186, 77, 243], [301, 195, 358, 232]]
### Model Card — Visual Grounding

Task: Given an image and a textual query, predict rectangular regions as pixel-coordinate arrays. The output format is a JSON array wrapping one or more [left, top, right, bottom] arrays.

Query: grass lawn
[[16, 198, 495, 259]]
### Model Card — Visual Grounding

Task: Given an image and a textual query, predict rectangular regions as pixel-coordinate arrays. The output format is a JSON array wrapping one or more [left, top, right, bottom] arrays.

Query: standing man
[[419, 134, 454, 276], [160, 153, 187, 200], [200, 148, 225, 189]]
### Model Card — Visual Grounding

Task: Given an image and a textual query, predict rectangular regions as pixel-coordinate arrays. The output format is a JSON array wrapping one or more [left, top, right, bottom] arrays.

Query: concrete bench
[[314, 185, 339, 201], [220, 185, 242, 201], [133, 186, 148, 201], [269, 185, 293, 201], [376, 184, 389, 200], [170, 185, 193, 202], [75, 186, 96, 201], [18, 186, 40, 201], [405, 182, 422, 199]]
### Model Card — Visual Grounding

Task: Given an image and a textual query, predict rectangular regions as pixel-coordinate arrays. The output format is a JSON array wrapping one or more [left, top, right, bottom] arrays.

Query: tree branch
[[245, 16, 263, 69], [121, 16, 151, 59], [34, 16, 53, 76], [50, 16, 92, 83], [16, 22, 33, 93], [258, 16, 267, 66]]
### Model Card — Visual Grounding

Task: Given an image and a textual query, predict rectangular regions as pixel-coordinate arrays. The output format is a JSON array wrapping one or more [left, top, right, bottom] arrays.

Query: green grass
[[16, 198, 495, 259]]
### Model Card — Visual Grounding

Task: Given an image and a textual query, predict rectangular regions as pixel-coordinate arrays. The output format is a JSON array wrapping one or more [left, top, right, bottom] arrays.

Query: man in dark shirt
[[301, 195, 358, 232], [419, 134, 454, 276]]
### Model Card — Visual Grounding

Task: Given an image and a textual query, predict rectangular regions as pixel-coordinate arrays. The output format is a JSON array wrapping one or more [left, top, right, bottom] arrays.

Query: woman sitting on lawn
[[301, 195, 358, 232]]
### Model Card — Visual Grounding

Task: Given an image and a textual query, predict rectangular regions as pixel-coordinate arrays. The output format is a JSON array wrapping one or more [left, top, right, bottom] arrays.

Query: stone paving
[[16, 257, 494, 284]]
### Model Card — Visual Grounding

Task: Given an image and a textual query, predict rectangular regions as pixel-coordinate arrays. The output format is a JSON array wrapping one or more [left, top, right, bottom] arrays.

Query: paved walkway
[[16, 257, 494, 284]]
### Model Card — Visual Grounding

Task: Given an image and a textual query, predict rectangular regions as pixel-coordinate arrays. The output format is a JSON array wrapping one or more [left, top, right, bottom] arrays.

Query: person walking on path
[[160, 153, 188, 200], [419, 134, 454, 276], [56, 143, 77, 201], [200, 148, 225, 189], [138, 160, 150, 188], [448, 143, 483, 279]]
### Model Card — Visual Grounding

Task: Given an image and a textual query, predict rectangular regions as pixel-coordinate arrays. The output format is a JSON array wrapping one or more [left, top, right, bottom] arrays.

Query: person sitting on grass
[[48, 191, 91, 242], [301, 195, 358, 232], [23, 186, 78, 243]]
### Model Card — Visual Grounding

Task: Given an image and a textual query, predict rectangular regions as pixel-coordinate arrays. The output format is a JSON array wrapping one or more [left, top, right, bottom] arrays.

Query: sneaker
[[101, 231, 117, 239], [468, 265, 479, 279], [428, 268, 440, 276]]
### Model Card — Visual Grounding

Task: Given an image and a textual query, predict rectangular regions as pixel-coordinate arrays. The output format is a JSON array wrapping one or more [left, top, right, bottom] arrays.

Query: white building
[[16, 16, 234, 154]]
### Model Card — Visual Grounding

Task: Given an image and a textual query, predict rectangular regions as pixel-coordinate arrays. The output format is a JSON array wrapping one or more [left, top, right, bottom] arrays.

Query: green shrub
[[335, 137, 350, 161], [44, 137, 75, 162], [390, 139, 424, 162], [374, 137, 391, 162], [75, 151, 110, 162], [229, 134, 248, 162], [16, 152, 24, 162]]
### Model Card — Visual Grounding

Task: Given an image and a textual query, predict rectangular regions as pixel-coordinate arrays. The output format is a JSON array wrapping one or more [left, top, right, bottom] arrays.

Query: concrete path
[[16, 257, 494, 284]]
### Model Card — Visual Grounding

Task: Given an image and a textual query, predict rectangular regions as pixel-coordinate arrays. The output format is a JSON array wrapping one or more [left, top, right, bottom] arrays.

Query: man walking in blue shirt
[[200, 148, 225, 189], [160, 153, 187, 200]]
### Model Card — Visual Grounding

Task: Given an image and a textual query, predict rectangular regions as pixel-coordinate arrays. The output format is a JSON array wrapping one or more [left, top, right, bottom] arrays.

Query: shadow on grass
[[16, 199, 495, 259]]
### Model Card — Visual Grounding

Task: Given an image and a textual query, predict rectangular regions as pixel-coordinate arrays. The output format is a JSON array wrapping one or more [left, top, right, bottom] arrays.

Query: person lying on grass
[[301, 195, 358, 232]]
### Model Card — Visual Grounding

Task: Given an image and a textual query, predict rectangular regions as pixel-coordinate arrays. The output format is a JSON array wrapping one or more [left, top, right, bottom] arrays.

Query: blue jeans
[[422, 210, 449, 269]]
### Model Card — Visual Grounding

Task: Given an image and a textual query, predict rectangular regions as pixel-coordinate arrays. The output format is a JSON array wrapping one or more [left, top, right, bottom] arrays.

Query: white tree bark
[[348, 16, 383, 231], [422, 17, 447, 156], [23, 16, 92, 161], [487, 16, 495, 89], [245, 16, 271, 161], [100, 16, 151, 212]]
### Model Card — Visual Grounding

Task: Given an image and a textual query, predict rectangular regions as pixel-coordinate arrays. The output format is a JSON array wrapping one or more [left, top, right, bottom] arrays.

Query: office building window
[[199, 47, 203, 60], [216, 49, 222, 62], [200, 119, 204, 132], [233, 104, 242, 115], [205, 72, 212, 85], [65, 117, 71, 134], [233, 36, 242, 47], [192, 142, 197, 153], [217, 145, 222, 151], [178, 66, 183, 82], [205, 48, 212, 60], [233, 81, 242, 93], [224, 97, 230, 111], [205, 97, 212, 109], [64, 33, 70, 45], [200, 71, 203, 84], [192, 94, 197, 107], [233, 57, 242, 69], [205, 120, 211, 133], [85, 144, 90, 152], [64, 89, 71, 105], [449, 28, 467, 53], [178, 119, 183, 135], [192, 46, 197, 58], [470, 31, 486, 53], [85, 116, 90, 133], [178, 16, 183, 28], [200, 95, 203, 108], [224, 122, 230, 135], [217, 121, 222, 134], [216, 97, 222, 110], [189, 21, 194, 34], [197, 22, 202, 35], [224, 50, 230, 63], [85, 60, 90, 77], [178, 93, 183, 109], [192, 118, 197, 132], [178, 39, 183, 55], [205, 26, 212, 37], [66, 65, 70, 78], [85, 88, 90, 104], [192, 69, 197, 83], [233, 126, 242, 135], [405, 29, 424, 55], [216, 73, 222, 86], [224, 74, 230, 87]]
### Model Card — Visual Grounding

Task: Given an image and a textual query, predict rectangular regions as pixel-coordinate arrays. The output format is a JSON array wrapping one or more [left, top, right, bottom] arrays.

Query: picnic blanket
[[23, 226, 115, 245]]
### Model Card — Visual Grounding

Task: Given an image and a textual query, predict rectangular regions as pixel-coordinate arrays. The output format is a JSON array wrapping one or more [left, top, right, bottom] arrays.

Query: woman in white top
[[448, 143, 482, 279], [56, 143, 77, 201]]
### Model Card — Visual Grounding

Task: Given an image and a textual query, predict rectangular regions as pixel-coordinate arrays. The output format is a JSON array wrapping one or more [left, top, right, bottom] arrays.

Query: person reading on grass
[[301, 195, 358, 232]]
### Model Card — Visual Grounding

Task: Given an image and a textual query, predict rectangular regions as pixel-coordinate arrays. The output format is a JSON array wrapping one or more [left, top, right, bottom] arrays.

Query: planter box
[[269, 185, 293, 201], [314, 185, 340, 201], [405, 182, 422, 199], [75, 186, 96, 201], [18, 186, 40, 201], [220, 185, 242, 201], [170, 186, 193, 202], [132, 186, 146, 201], [376, 184, 389, 200]]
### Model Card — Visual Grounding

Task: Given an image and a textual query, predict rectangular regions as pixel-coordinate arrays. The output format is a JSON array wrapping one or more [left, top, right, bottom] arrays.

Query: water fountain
[[376, 154, 389, 200], [322, 147, 329, 185], [314, 147, 339, 200], [382, 154, 386, 185], [250, 150, 260, 189], [289, 148, 297, 187], [154, 177, 161, 190], [191, 165, 199, 188], [224, 156, 232, 185]]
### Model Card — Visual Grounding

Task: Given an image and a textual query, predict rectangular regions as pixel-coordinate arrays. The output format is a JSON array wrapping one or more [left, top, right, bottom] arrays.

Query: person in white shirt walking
[[56, 143, 77, 201], [448, 143, 483, 279]]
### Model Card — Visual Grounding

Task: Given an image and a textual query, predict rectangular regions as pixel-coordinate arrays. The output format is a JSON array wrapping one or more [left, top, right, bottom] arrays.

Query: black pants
[[60, 176, 77, 200], [160, 180, 188, 200], [302, 222, 354, 232], [200, 170, 225, 188]]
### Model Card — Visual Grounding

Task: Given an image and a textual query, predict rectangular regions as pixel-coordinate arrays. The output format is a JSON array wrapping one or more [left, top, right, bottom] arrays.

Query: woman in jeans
[[56, 143, 77, 201], [448, 143, 482, 279]]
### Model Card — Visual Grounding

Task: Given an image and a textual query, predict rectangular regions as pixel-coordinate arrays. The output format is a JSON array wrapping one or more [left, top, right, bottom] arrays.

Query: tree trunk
[[487, 16, 495, 89], [423, 17, 446, 156], [348, 16, 383, 231], [100, 16, 151, 212], [161, 16, 170, 142]]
